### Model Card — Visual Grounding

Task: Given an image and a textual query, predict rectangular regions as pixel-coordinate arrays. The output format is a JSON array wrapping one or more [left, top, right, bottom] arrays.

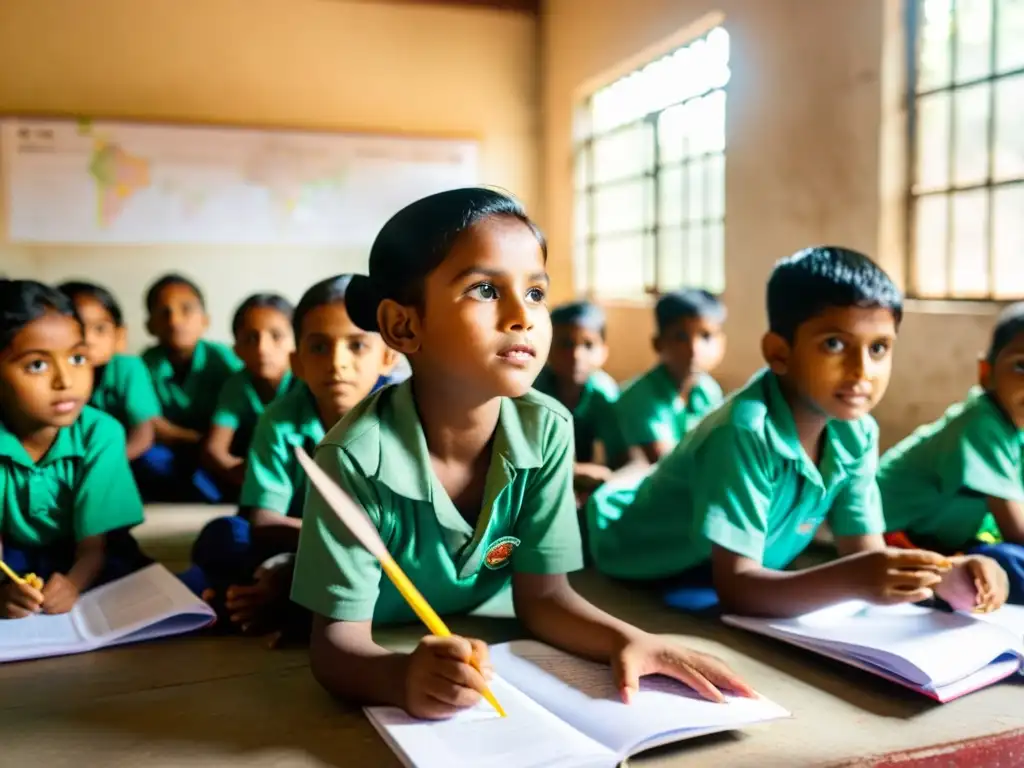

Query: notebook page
[[490, 641, 790, 759], [0, 611, 86, 661], [975, 605, 1024, 639], [365, 676, 612, 768]]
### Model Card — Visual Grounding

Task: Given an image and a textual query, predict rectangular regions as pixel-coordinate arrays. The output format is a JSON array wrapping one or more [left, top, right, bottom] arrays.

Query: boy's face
[[146, 283, 208, 355], [235, 307, 295, 383], [981, 333, 1024, 429], [0, 313, 91, 431], [72, 295, 125, 367], [404, 218, 552, 400], [548, 324, 607, 386], [654, 315, 726, 384], [291, 302, 393, 422], [765, 305, 897, 422]]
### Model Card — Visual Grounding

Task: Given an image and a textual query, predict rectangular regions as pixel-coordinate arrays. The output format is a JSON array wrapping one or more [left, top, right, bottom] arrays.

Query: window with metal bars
[[908, 0, 1024, 299], [573, 27, 730, 301]]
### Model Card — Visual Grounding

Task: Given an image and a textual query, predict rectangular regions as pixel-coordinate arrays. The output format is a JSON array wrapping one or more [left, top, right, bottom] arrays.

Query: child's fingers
[[425, 670, 485, 709], [886, 569, 943, 589], [13, 583, 44, 610], [467, 638, 492, 676], [883, 586, 933, 604], [432, 656, 488, 694], [890, 550, 952, 571], [5, 602, 35, 619]]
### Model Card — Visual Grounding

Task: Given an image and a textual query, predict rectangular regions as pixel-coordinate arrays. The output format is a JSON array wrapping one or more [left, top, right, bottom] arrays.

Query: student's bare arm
[[124, 419, 156, 461], [244, 507, 302, 551], [986, 496, 1024, 542], [202, 425, 245, 486], [153, 417, 203, 446], [310, 615, 411, 705], [638, 441, 674, 464], [67, 535, 106, 593]]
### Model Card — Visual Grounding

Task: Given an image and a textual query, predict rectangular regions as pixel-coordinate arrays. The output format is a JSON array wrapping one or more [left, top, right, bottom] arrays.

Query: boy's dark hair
[[293, 275, 354, 340], [767, 246, 903, 341], [0, 279, 81, 351], [145, 273, 205, 315], [550, 300, 607, 339], [655, 289, 726, 334], [59, 280, 125, 327], [346, 188, 546, 332], [231, 293, 295, 337], [987, 302, 1024, 365]]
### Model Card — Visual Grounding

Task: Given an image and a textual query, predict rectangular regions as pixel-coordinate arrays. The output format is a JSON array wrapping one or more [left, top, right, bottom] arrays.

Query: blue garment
[[2, 528, 152, 585], [970, 541, 1024, 605], [133, 444, 231, 504]]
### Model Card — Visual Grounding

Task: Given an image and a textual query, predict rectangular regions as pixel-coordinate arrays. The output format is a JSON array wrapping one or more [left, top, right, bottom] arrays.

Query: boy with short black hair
[[615, 289, 726, 463], [587, 246, 1008, 617], [533, 301, 624, 496], [879, 301, 1024, 605]]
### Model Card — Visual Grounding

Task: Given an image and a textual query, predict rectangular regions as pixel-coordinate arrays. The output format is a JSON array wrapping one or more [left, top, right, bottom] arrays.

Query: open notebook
[[724, 601, 1024, 703], [365, 639, 790, 768], [0, 564, 215, 663]]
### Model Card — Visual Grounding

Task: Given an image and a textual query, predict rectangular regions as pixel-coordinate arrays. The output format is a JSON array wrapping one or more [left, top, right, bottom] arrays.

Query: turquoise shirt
[[533, 367, 624, 464], [615, 365, 723, 450], [142, 339, 242, 431], [212, 369, 298, 456], [89, 354, 161, 431]]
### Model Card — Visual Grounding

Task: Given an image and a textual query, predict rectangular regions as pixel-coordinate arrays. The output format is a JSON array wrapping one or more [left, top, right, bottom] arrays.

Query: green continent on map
[[88, 140, 152, 227]]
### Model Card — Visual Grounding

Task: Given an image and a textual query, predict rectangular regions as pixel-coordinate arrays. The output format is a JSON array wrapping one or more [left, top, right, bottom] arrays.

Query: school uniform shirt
[[0, 407, 144, 547], [614, 364, 723, 451], [586, 368, 884, 580], [532, 367, 624, 464], [291, 380, 584, 625], [89, 354, 161, 431], [238, 383, 325, 519], [878, 388, 1024, 551], [212, 369, 298, 455], [142, 339, 242, 432]]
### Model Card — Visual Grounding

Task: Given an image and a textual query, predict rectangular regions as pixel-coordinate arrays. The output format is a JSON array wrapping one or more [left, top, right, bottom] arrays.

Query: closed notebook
[[723, 601, 1024, 703], [365, 639, 790, 768], [0, 564, 215, 663]]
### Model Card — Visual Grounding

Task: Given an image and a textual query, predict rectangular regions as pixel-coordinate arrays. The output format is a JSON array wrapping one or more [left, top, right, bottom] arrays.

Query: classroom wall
[[0, 0, 538, 351], [541, 0, 999, 448]]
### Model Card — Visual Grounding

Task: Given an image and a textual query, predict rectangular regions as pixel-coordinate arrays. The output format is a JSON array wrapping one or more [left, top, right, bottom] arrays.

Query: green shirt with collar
[[142, 339, 242, 432], [89, 354, 161, 431], [878, 387, 1024, 550], [212, 369, 298, 456], [532, 367, 624, 464], [615, 364, 723, 451], [0, 407, 144, 547], [587, 368, 884, 579], [239, 383, 325, 519], [291, 381, 585, 625]]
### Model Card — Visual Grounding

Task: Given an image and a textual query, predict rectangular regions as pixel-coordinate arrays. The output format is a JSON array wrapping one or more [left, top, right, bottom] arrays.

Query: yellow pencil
[[296, 448, 506, 718]]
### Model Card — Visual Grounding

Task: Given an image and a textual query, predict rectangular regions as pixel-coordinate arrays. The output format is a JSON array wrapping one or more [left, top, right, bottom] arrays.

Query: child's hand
[[850, 549, 950, 605], [1, 580, 44, 619], [42, 573, 80, 614], [935, 555, 1009, 613], [611, 632, 756, 704], [574, 463, 611, 494], [404, 635, 492, 720], [224, 564, 290, 632]]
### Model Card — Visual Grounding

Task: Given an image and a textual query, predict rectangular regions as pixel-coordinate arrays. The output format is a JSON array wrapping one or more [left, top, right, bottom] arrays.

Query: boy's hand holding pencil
[[0, 560, 45, 620], [404, 634, 495, 720]]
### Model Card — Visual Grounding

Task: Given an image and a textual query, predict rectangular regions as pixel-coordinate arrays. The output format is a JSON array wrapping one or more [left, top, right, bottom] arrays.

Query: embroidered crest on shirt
[[483, 536, 520, 569]]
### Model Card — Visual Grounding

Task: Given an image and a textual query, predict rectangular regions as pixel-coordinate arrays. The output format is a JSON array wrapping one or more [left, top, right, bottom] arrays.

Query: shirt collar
[[0, 417, 85, 467], [150, 339, 209, 381]]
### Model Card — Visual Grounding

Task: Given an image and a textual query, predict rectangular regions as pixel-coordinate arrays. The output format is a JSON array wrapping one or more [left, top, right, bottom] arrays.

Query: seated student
[[202, 293, 297, 491], [137, 273, 242, 502], [586, 246, 1008, 617], [291, 188, 754, 720], [0, 280, 150, 620], [879, 302, 1024, 606], [186, 275, 395, 635], [533, 301, 624, 497], [59, 281, 160, 461], [615, 289, 726, 464]]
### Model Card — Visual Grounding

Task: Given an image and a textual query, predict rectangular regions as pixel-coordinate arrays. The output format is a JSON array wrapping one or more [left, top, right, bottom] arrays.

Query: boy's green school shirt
[[614, 365, 723, 450], [239, 383, 325, 519], [212, 369, 298, 454], [587, 368, 884, 579], [532, 367, 624, 464], [878, 387, 1024, 550], [290, 381, 584, 626], [89, 354, 161, 431], [142, 339, 242, 432], [0, 407, 144, 547]]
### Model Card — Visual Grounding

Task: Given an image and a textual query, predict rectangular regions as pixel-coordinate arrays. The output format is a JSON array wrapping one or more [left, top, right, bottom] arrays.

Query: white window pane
[[593, 180, 651, 235], [592, 235, 647, 299], [993, 185, 1024, 297], [994, 74, 1024, 181], [658, 167, 684, 226], [914, 194, 950, 297], [574, 240, 590, 295], [659, 227, 686, 291], [950, 189, 989, 297], [658, 104, 689, 164], [706, 153, 725, 220], [691, 90, 727, 156], [574, 149, 590, 191], [688, 227, 705, 287], [688, 160, 705, 222], [915, 91, 951, 191], [703, 28, 731, 90], [706, 222, 725, 294], [574, 193, 589, 242], [953, 83, 991, 186], [955, 0, 994, 83], [918, 0, 953, 91], [642, 232, 656, 288], [997, 0, 1024, 72], [592, 125, 653, 185]]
